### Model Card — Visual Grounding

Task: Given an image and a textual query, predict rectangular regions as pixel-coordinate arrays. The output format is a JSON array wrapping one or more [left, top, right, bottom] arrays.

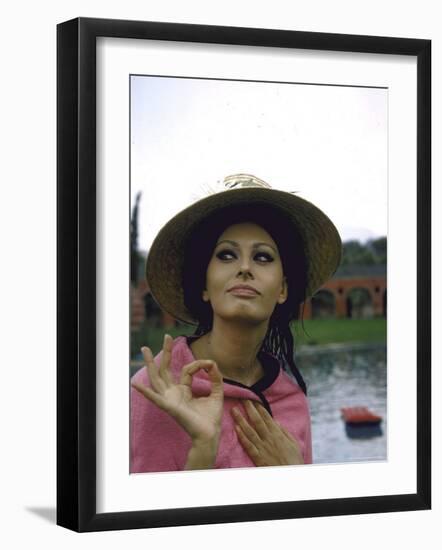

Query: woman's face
[[202, 222, 288, 326]]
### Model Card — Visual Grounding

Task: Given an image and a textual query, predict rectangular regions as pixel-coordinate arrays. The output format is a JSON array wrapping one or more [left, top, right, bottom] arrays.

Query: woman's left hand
[[231, 400, 304, 467]]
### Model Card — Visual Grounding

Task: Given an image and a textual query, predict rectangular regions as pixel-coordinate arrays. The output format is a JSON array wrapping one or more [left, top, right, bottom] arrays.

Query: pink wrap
[[131, 336, 312, 472]]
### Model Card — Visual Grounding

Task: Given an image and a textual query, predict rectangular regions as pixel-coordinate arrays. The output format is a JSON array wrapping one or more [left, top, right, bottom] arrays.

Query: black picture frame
[[57, 17, 431, 532]]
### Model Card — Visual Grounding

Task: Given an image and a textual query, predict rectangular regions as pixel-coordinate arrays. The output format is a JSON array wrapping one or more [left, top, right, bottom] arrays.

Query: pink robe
[[131, 336, 312, 472]]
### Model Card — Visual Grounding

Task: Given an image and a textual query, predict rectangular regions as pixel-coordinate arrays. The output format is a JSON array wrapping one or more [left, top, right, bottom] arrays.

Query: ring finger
[[232, 407, 261, 447]]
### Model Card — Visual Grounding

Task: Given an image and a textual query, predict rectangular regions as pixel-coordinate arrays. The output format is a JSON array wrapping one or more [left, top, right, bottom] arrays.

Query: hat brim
[[146, 187, 342, 325]]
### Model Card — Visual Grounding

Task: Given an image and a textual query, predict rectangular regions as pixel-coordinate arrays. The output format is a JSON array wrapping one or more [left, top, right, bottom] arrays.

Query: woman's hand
[[131, 335, 224, 468], [231, 400, 304, 467]]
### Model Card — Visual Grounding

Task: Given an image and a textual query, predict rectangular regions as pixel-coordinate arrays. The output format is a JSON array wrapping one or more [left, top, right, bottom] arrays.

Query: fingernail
[[141, 347, 152, 359]]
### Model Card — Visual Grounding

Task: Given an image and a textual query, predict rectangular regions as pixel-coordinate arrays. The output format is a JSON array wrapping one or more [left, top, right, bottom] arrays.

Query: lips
[[227, 284, 260, 297]]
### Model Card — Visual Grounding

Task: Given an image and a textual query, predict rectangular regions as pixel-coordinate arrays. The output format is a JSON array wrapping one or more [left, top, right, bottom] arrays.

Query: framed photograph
[[57, 17, 431, 532]]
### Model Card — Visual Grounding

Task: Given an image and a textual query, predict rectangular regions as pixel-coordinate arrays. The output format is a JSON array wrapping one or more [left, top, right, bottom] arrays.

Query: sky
[[130, 75, 388, 253]]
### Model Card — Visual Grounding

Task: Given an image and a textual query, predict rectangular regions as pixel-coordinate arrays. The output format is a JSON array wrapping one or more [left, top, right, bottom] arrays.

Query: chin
[[218, 306, 270, 326]]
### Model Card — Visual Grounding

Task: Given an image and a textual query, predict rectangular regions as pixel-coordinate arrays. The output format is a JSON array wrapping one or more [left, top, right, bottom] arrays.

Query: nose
[[237, 258, 254, 279]]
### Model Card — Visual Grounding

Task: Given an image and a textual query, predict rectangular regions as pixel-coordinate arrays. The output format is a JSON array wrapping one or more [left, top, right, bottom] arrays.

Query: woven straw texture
[[146, 180, 342, 325]]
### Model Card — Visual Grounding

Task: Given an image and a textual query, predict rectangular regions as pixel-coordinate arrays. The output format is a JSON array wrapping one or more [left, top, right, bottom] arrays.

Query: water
[[297, 345, 387, 465]]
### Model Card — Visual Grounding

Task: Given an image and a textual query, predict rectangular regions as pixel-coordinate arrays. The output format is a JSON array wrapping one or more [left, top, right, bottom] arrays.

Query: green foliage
[[370, 237, 387, 263], [341, 237, 386, 266]]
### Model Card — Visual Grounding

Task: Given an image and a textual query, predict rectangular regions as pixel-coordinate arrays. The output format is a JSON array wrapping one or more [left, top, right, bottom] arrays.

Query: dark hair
[[182, 204, 308, 394]]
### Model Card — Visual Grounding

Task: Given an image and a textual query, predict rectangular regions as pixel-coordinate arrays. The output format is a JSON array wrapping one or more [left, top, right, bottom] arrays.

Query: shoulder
[[168, 335, 195, 372], [265, 365, 308, 403]]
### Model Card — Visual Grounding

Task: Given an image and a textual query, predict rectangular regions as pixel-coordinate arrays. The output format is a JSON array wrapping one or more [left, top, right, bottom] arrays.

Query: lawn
[[293, 318, 386, 347], [131, 318, 386, 358]]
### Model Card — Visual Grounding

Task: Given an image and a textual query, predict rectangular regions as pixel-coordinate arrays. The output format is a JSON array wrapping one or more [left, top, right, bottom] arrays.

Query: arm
[[132, 335, 224, 470], [184, 436, 220, 470]]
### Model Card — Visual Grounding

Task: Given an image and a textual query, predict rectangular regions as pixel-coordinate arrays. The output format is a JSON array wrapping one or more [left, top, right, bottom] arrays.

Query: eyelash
[[215, 249, 274, 263]]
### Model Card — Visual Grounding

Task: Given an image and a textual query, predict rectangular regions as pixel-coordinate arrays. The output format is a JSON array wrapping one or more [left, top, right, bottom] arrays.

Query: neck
[[191, 317, 269, 386]]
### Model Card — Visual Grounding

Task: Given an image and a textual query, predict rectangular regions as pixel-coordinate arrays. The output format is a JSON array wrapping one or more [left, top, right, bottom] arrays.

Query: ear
[[277, 277, 288, 304], [202, 289, 210, 302]]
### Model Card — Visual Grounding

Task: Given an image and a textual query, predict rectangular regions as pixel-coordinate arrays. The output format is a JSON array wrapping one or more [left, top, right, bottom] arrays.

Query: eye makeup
[[215, 239, 278, 254], [215, 247, 275, 263]]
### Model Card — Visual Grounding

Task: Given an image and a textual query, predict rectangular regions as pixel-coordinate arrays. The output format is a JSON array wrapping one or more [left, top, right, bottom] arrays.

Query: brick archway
[[346, 286, 373, 318], [303, 273, 386, 319], [311, 289, 336, 319]]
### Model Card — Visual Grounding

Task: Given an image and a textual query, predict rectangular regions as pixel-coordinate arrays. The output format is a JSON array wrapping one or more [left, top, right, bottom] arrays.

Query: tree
[[341, 240, 376, 266], [341, 237, 387, 266], [130, 192, 142, 283], [369, 237, 387, 263]]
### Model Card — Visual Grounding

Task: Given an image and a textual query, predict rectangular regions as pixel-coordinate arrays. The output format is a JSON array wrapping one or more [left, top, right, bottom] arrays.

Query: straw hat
[[145, 174, 342, 325]]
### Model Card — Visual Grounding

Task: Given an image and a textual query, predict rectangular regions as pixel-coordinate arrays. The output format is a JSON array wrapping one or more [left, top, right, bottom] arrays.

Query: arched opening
[[311, 289, 336, 319], [346, 287, 374, 319]]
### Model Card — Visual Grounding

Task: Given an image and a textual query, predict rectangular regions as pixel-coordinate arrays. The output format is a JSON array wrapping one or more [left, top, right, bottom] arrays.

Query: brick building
[[131, 257, 386, 330], [303, 264, 386, 319]]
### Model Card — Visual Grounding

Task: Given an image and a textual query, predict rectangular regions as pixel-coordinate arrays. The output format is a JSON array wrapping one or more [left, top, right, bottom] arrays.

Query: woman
[[131, 174, 341, 472]]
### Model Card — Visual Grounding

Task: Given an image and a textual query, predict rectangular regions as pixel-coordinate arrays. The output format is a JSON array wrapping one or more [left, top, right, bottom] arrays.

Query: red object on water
[[341, 407, 382, 425]]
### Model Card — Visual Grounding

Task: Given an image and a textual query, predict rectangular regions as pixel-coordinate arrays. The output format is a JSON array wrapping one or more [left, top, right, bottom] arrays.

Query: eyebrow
[[215, 239, 278, 253]]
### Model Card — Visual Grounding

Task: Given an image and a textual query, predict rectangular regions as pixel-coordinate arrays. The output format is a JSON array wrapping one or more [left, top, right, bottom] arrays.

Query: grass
[[294, 318, 386, 347], [131, 318, 386, 358]]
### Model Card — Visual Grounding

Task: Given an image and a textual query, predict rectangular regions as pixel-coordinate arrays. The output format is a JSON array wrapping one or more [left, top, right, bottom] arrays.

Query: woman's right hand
[[131, 335, 224, 466]]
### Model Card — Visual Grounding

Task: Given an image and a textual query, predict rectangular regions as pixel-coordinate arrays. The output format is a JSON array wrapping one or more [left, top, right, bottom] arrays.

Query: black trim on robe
[[185, 335, 296, 416]]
